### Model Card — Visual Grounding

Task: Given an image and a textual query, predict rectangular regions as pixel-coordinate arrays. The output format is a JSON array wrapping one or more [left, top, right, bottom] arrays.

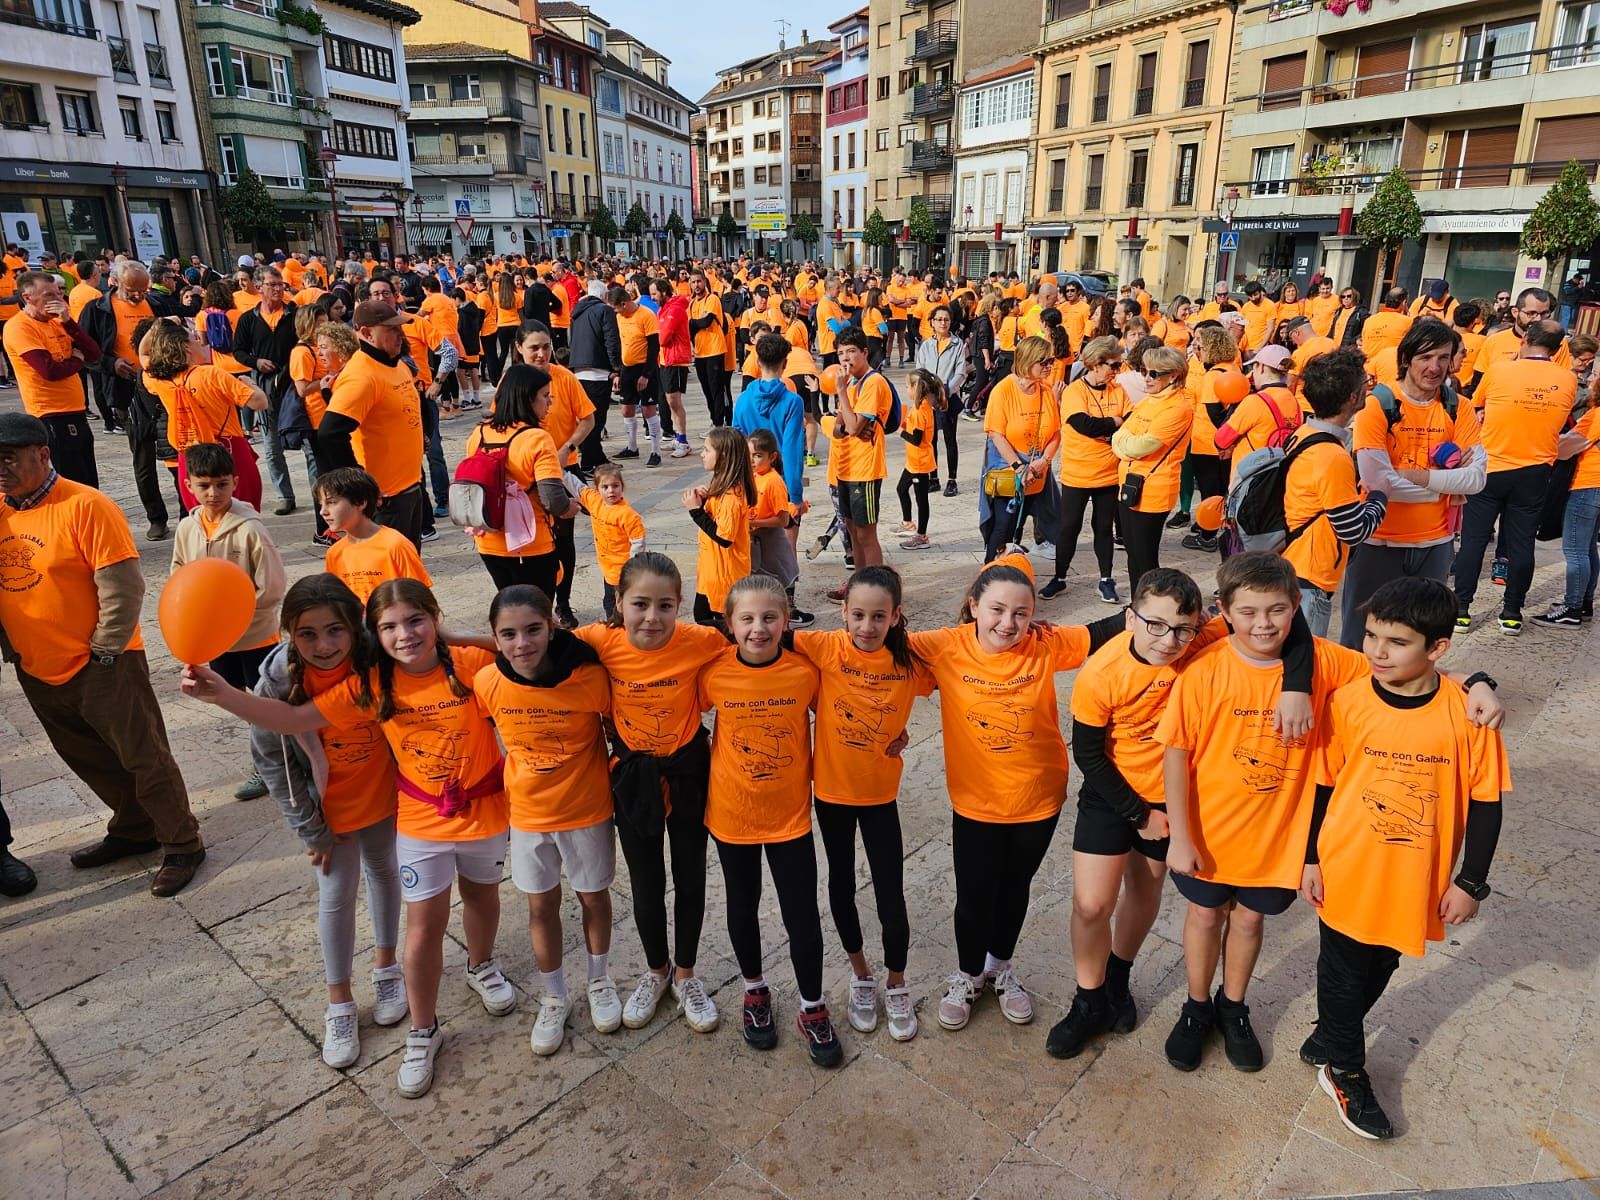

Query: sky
[[604, 3, 841, 102]]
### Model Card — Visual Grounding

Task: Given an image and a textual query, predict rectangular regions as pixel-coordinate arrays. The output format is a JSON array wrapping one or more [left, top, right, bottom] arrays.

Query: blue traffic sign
[[1219, 230, 1240, 252], [455, 199, 472, 217]]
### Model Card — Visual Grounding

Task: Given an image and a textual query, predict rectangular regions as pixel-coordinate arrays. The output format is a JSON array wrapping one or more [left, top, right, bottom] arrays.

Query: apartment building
[[0, 0, 211, 261], [951, 58, 1034, 276], [819, 8, 871, 269], [600, 26, 695, 256], [1029, 0, 1233, 299], [1224, 0, 1600, 301], [532, 5, 603, 255], [700, 36, 832, 260]]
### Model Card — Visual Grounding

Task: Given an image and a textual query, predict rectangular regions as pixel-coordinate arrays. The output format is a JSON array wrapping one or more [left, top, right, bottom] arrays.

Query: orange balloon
[[1193, 495, 1227, 533], [159, 559, 257, 665], [1213, 369, 1250, 404], [819, 364, 842, 395]]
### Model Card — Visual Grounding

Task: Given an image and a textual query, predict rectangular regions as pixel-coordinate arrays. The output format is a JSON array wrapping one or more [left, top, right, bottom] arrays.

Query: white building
[[605, 28, 693, 259], [818, 8, 869, 271], [951, 58, 1034, 277], [0, 0, 211, 261]]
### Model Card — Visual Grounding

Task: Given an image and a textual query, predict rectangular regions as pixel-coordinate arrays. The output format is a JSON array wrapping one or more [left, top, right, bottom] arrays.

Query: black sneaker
[[420, 528, 440, 543], [616, 447, 640, 459], [555, 605, 579, 631], [1165, 510, 1192, 530], [795, 1002, 844, 1067], [1320, 1065, 1396, 1139], [1045, 989, 1113, 1060], [742, 985, 778, 1050], [646, 453, 661, 468], [1497, 611, 1522, 637], [1098, 578, 1121, 605], [1107, 980, 1137, 1034], [1299, 1026, 1332, 1066], [1039, 577, 1067, 600], [1491, 557, 1508, 586], [1534, 605, 1583, 627], [943, 479, 958, 497], [1214, 988, 1264, 1072], [1455, 607, 1472, 631], [1181, 532, 1218, 553], [1164, 999, 1214, 1071], [788, 608, 816, 628], [312, 531, 341, 548]]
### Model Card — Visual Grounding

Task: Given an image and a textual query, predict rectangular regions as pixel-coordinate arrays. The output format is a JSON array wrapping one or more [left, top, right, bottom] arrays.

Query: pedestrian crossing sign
[[1220, 230, 1240, 252]]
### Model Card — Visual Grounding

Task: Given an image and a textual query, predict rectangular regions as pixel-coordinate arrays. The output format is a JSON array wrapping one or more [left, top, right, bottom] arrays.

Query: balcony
[[1183, 77, 1204, 107], [1084, 184, 1103, 210], [407, 95, 524, 122], [1229, 157, 1600, 206], [410, 152, 527, 177], [1133, 86, 1154, 115], [905, 138, 952, 172], [1127, 179, 1147, 206], [0, 5, 96, 37], [907, 82, 955, 119], [1047, 0, 1090, 17], [1091, 94, 1109, 122], [108, 35, 137, 81], [908, 21, 958, 63], [548, 191, 578, 218], [195, 0, 322, 45], [146, 42, 170, 83], [1052, 103, 1070, 129], [914, 194, 953, 224]]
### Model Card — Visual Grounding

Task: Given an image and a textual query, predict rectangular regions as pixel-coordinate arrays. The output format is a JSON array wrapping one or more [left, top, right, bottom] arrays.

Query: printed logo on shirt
[[324, 724, 381, 765], [831, 691, 895, 748], [614, 699, 676, 751], [0, 536, 43, 593], [1361, 780, 1438, 846], [731, 722, 796, 780], [964, 700, 1035, 751], [401, 724, 472, 784], [1231, 731, 1303, 793]]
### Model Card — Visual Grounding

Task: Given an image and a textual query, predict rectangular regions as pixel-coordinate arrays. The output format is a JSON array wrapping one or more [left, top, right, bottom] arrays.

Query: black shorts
[[1072, 793, 1169, 861], [820, 352, 839, 369], [839, 479, 882, 525], [790, 377, 819, 418], [660, 365, 688, 394], [1170, 872, 1296, 915], [888, 318, 907, 335]]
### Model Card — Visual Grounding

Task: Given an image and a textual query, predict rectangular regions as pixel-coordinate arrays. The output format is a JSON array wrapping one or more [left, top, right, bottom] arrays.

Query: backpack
[[862, 367, 902, 435], [203, 309, 235, 354], [1372, 381, 1458, 433], [1252, 387, 1299, 450], [449, 425, 532, 531], [1223, 430, 1343, 553], [277, 385, 314, 450]]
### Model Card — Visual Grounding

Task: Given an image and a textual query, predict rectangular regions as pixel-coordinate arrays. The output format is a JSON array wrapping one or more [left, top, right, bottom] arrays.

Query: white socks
[[327, 999, 357, 1015], [540, 968, 568, 998], [588, 951, 609, 981], [625, 416, 638, 453], [983, 953, 1009, 978], [744, 976, 767, 993], [646, 415, 662, 455]]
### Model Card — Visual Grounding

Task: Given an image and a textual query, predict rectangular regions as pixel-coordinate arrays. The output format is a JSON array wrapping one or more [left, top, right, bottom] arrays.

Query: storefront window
[[127, 198, 175, 262], [1, 197, 112, 260], [1444, 233, 1520, 300]]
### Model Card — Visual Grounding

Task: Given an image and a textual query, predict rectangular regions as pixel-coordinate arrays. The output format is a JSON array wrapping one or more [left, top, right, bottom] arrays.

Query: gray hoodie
[[251, 642, 336, 853]]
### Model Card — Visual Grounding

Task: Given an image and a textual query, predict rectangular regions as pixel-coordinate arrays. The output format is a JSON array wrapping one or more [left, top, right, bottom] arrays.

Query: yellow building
[[1029, 0, 1235, 299], [405, 0, 535, 55], [532, 5, 605, 255]]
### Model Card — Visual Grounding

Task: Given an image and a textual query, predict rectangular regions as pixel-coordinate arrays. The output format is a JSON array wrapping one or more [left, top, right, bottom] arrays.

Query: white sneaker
[[671, 440, 692, 458], [847, 975, 879, 1033], [371, 965, 408, 1027], [530, 992, 571, 1056], [396, 1024, 444, 1098], [885, 984, 918, 1041], [991, 965, 1034, 1025], [322, 1003, 360, 1069], [672, 974, 720, 1033], [588, 975, 623, 1034], [466, 959, 517, 1016], [623, 970, 671, 1029], [937, 972, 979, 1031]]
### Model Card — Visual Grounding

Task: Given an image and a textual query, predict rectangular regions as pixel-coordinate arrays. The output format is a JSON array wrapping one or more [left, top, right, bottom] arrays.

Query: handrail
[[1229, 157, 1600, 196]]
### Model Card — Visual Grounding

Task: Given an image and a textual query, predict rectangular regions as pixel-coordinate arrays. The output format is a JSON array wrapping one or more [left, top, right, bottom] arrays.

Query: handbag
[[1119, 428, 1183, 509], [983, 383, 1048, 500]]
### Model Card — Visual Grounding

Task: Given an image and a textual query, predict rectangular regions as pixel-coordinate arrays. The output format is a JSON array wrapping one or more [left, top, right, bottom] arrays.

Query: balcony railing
[[1183, 78, 1204, 107], [1133, 86, 1154, 116], [408, 95, 524, 119], [908, 21, 958, 63], [146, 42, 170, 81], [1052, 103, 1070, 129], [411, 152, 526, 173], [905, 138, 952, 172], [1091, 94, 1109, 122], [1084, 184, 1103, 210], [915, 194, 953, 223], [1232, 157, 1600, 199], [907, 82, 955, 118], [1127, 180, 1147, 206], [0, 7, 96, 36], [549, 191, 578, 217], [108, 35, 137, 79], [1047, 189, 1064, 211]]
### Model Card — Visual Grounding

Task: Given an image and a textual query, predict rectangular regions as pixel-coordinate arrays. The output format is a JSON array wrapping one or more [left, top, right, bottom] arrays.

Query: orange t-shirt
[[110, 295, 154, 362], [578, 487, 644, 585], [1472, 326, 1572, 376], [544, 364, 595, 467], [794, 629, 932, 805], [1475, 357, 1576, 471], [1156, 637, 1369, 889], [616, 305, 659, 368], [1304, 295, 1340, 338], [751, 467, 793, 523], [288, 344, 327, 427], [984, 376, 1060, 496], [67, 282, 101, 322], [1290, 336, 1337, 380], [3, 314, 87, 416], [1368, 346, 1400, 391], [907, 623, 1091, 824], [698, 646, 818, 844], [1454, 330, 1485, 389], [145, 365, 253, 451], [1360, 310, 1412, 359], [327, 348, 425, 498], [0, 478, 146, 683], [1116, 385, 1193, 514], [689, 294, 726, 359], [1316, 677, 1509, 957], [473, 658, 612, 834], [900, 398, 938, 476], [233, 290, 262, 313], [1239, 298, 1275, 353], [465, 422, 561, 558], [314, 646, 508, 842], [301, 660, 398, 835], [1571, 406, 1600, 491], [324, 525, 431, 603], [400, 313, 444, 388], [1351, 391, 1482, 544], [836, 370, 891, 482], [1281, 435, 1366, 593], [1218, 386, 1301, 482], [695, 490, 750, 611], [1189, 365, 1239, 456], [573, 621, 728, 754], [814, 298, 845, 355], [1058, 378, 1126, 489]]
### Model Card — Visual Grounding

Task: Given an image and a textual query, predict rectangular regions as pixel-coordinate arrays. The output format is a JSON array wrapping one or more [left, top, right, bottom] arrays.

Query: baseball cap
[[237, 254, 256, 269], [1245, 345, 1293, 371], [0, 413, 49, 448], [352, 300, 406, 327], [1429, 278, 1449, 299]]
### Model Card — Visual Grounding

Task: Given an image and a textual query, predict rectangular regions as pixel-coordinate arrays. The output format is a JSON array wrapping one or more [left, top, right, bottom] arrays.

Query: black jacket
[[1338, 306, 1369, 348], [234, 301, 300, 375], [568, 295, 621, 374], [521, 280, 561, 328], [80, 288, 176, 378]]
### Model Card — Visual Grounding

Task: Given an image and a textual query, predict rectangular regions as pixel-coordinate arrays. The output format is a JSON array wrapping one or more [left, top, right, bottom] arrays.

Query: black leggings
[[951, 810, 1059, 978], [1191, 455, 1227, 503], [1120, 503, 1168, 594], [937, 394, 961, 480], [969, 361, 993, 415], [480, 551, 559, 597], [897, 469, 937, 535], [552, 515, 576, 607], [715, 833, 825, 999], [1055, 484, 1118, 580], [815, 799, 909, 973], [1316, 919, 1401, 1073], [615, 792, 709, 971], [694, 356, 728, 427], [489, 328, 518, 383], [985, 489, 1038, 561]]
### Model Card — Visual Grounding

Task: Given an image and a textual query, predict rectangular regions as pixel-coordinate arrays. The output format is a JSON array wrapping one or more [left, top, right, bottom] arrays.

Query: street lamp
[[411, 193, 425, 254], [1220, 185, 1242, 287], [109, 163, 132, 255], [318, 145, 342, 259], [530, 177, 546, 257]]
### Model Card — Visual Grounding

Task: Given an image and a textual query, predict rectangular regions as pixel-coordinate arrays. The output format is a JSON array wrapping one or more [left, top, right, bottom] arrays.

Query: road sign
[[1219, 230, 1240, 252], [454, 217, 475, 239], [454, 199, 472, 217]]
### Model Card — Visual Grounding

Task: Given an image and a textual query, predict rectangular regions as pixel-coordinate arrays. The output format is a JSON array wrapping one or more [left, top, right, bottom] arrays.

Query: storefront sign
[[1423, 213, 1528, 234], [1025, 224, 1073, 237], [749, 198, 786, 232], [0, 161, 208, 190], [1201, 217, 1338, 233], [130, 210, 166, 262], [1, 212, 45, 261]]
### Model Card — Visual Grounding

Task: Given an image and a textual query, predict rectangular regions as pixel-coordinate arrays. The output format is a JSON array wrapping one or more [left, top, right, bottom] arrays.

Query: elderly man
[[2, 271, 102, 486], [569, 278, 621, 468], [0, 413, 204, 896], [233, 266, 303, 516]]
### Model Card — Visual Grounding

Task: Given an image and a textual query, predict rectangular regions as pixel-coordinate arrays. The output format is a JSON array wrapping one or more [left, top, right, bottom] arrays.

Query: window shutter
[[1261, 53, 1306, 110], [1530, 115, 1600, 182], [1354, 39, 1412, 98]]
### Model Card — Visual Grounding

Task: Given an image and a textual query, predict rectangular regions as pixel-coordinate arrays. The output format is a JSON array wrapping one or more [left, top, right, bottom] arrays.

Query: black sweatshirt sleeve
[[1066, 412, 1119, 439], [1459, 799, 1503, 883], [689, 313, 712, 334], [689, 506, 732, 546], [316, 411, 360, 470], [644, 332, 659, 373], [1085, 612, 1126, 654], [1072, 719, 1147, 826], [1205, 402, 1229, 429], [1280, 607, 1314, 694], [1305, 784, 1333, 863], [900, 427, 925, 445]]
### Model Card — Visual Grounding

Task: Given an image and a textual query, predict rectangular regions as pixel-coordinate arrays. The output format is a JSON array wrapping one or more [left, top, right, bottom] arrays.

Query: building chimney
[[801, 29, 808, 43]]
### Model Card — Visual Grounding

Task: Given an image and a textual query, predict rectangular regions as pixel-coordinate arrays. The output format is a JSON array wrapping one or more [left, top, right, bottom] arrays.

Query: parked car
[[1042, 270, 1116, 298]]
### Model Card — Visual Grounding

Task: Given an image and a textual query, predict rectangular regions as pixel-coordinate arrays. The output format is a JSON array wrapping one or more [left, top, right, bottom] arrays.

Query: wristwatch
[[1454, 874, 1491, 901], [90, 651, 119, 667], [1464, 671, 1498, 691]]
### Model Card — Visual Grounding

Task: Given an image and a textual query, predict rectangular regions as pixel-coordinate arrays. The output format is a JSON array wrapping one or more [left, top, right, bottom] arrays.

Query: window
[[410, 81, 437, 102], [898, 68, 918, 93], [876, 128, 889, 151], [450, 74, 482, 101], [1084, 153, 1104, 209], [598, 76, 621, 112], [155, 100, 177, 142], [1011, 77, 1032, 120], [752, 98, 763, 116], [242, 135, 304, 188], [334, 120, 397, 160], [587, 28, 602, 49], [877, 21, 890, 47], [847, 131, 856, 168], [794, 165, 814, 182], [1459, 18, 1535, 80], [1250, 145, 1294, 196], [731, 104, 743, 126], [1173, 143, 1198, 205], [733, 200, 746, 219], [1004, 171, 1023, 224], [753, 133, 766, 149], [562, 108, 572, 154], [58, 89, 97, 134], [1555, 2, 1600, 67], [1261, 51, 1307, 109], [898, 125, 916, 147], [754, 166, 766, 183], [1092, 62, 1111, 122], [733, 168, 745, 187], [218, 135, 240, 185], [579, 112, 587, 158], [876, 75, 890, 101], [732, 137, 743, 155], [1133, 53, 1157, 116], [456, 136, 486, 158], [1184, 41, 1209, 106], [0, 82, 42, 129], [980, 173, 999, 223], [1052, 74, 1070, 129], [323, 34, 394, 82], [1126, 148, 1149, 206], [119, 99, 142, 140], [794, 94, 812, 113], [1045, 159, 1067, 211], [832, 134, 840, 171], [208, 46, 292, 105], [1080, 234, 1099, 270]]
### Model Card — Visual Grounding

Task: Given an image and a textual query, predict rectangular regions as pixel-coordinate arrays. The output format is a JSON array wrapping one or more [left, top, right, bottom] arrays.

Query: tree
[[623, 201, 651, 255], [863, 207, 892, 271], [665, 208, 687, 255], [717, 207, 738, 257], [588, 202, 618, 244], [218, 169, 284, 248], [1355, 167, 1423, 290], [792, 211, 819, 254], [1522, 159, 1600, 282]]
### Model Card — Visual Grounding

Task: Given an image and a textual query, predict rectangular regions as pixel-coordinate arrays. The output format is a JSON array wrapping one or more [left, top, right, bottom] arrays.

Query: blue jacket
[[732, 376, 806, 502]]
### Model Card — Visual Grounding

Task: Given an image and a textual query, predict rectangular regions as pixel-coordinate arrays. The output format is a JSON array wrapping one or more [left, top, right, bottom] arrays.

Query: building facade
[[951, 58, 1033, 276], [1029, 0, 1233, 299], [1, 0, 212, 262], [1222, 0, 1600, 302], [603, 27, 694, 259], [532, 3, 604, 256], [820, 8, 871, 270]]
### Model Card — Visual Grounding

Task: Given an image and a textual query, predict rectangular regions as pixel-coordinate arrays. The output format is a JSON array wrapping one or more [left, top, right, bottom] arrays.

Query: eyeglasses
[[1496, 294, 1511, 303], [1144, 368, 1175, 380], [1131, 609, 1200, 643]]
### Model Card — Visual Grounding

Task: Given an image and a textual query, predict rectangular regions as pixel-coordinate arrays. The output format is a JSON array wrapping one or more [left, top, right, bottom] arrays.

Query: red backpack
[[449, 425, 530, 531], [1255, 386, 1301, 449]]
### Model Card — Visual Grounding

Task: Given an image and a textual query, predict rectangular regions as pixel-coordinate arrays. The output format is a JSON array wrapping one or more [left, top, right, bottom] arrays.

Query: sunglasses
[[1144, 368, 1175, 380]]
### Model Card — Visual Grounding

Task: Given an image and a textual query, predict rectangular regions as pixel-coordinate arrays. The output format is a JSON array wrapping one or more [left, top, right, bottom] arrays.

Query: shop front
[[1024, 223, 1073, 275], [1202, 216, 1339, 296], [0, 160, 210, 263], [336, 196, 400, 263], [1426, 214, 1526, 302]]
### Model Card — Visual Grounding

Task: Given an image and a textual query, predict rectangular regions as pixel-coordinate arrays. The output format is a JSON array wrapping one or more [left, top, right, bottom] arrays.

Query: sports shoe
[[555, 605, 579, 631], [1045, 989, 1113, 1060], [432, 503, 449, 518], [1032, 539, 1056, 560], [1320, 1064, 1396, 1139], [1535, 604, 1583, 627], [884, 984, 917, 1041], [944, 479, 959, 497], [937, 973, 979, 1031], [1455, 608, 1472, 631], [847, 976, 879, 1033], [646, 453, 661, 467], [742, 985, 778, 1049], [396, 1024, 444, 1098], [146, 521, 168, 542], [419, 528, 440, 543], [825, 583, 849, 602], [673, 974, 720, 1033], [530, 992, 570, 1055], [465, 959, 517, 1016], [322, 1003, 360, 1069], [789, 608, 816, 628], [588, 975, 623, 1034], [1108, 981, 1137, 1034], [901, 533, 931, 549], [1491, 557, 1508, 586], [960, 408, 982, 422], [371, 965, 408, 1026], [671, 442, 692, 459], [804, 453, 820, 467], [844, 554, 855, 568], [1098, 578, 1121, 605], [623, 970, 670, 1029], [1165, 510, 1192, 529], [1299, 1026, 1332, 1067], [1181, 532, 1218, 553], [312, 531, 340, 548], [1039, 577, 1067, 600], [1497, 612, 1522, 636], [274, 500, 296, 517], [233, 773, 268, 801], [796, 1003, 845, 1067], [1164, 999, 1215, 1071], [1214, 988, 1263, 1072], [616, 447, 640, 459], [806, 535, 830, 561], [991, 965, 1034, 1025]]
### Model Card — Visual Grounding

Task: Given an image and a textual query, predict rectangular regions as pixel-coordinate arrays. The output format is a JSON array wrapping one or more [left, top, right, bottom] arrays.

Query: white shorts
[[397, 831, 509, 902], [509, 820, 617, 895]]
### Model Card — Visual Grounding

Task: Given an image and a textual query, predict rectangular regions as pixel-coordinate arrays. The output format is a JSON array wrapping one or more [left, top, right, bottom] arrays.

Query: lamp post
[[318, 145, 342, 260], [530, 177, 546, 258], [1221, 185, 1241, 287], [411, 193, 425, 255], [109, 163, 132, 256]]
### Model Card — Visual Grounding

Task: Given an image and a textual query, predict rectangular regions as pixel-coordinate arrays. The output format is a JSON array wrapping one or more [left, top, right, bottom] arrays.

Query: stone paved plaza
[[1, 373, 1597, 1200]]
